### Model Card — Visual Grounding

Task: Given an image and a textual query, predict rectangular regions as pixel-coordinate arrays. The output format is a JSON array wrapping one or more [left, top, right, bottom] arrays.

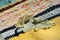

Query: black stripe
[[34, 4, 60, 18], [44, 14, 60, 21], [0, 0, 26, 13], [5, 34, 15, 40], [33, 14, 60, 25], [0, 25, 16, 34], [5, 30, 24, 40]]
